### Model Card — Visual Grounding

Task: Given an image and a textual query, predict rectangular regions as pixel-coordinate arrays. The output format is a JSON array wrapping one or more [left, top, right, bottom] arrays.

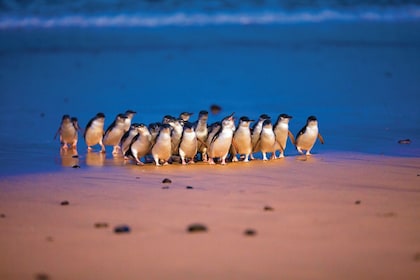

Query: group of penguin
[[56, 110, 324, 166]]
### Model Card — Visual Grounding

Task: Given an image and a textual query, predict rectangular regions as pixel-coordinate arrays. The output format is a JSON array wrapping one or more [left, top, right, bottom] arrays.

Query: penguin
[[208, 113, 235, 165], [84, 112, 106, 152], [103, 113, 128, 155], [55, 114, 79, 150], [148, 122, 161, 146], [178, 122, 198, 165], [151, 124, 172, 166], [194, 110, 209, 161], [123, 110, 136, 133], [231, 116, 254, 162], [127, 123, 152, 165], [179, 112, 193, 122], [205, 121, 221, 155], [167, 117, 184, 156], [257, 119, 277, 160], [273, 114, 295, 158], [295, 115, 324, 155], [120, 123, 141, 158], [251, 114, 271, 158]]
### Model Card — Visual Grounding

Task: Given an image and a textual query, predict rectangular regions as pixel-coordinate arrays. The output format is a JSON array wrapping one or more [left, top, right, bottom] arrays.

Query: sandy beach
[[1, 153, 419, 279]]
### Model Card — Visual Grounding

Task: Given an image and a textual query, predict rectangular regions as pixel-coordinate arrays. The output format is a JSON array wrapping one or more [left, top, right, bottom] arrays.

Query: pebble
[[354, 200, 361, 205], [414, 253, 420, 262], [187, 223, 207, 233], [60, 200, 69, 206], [186, 186, 194, 189], [398, 139, 411, 144], [94, 222, 109, 229], [244, 229, 257, 236], [263, 205, 274, 211], [0, 213, 5, 218], [46, 236, 54, 242], [114, 225, 131, 234], [72, 165, 81, 168], [162, 186, 170, 189], [162, 178, 172, 184], [34, 273, 49, 280]]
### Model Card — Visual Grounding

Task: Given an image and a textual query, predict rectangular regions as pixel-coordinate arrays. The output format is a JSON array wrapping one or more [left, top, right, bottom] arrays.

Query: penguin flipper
[[288, 130, 296, 145], [54, 127, 60, 140], [295, 126, 306, 145], [318, 132, 325, 144]]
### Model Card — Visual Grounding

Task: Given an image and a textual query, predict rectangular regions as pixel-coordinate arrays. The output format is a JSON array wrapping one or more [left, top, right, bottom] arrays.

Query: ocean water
[[0, 1, 419, 176]]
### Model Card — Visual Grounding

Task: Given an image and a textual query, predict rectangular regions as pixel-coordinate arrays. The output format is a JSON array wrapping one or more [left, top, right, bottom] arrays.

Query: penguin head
[[70, 117, 80, 129], [124, 110, 136, 119], [198, 110, 209, 121], [239, 116, 253, 127], [183, 122, 195, 132], [148, 122, 161, 133], [262, 119, 272, 128], [222, 113, 235, 129], [160, 123, 173, 135], [277, 113, 292, 124], [162, 115, 176, 124], [95, 112, 105, 120], [61, 114, 71, 121], [179, 112, 193, 122], [307, 116, 318, 126], [259, 114, 271, 121], [135, 123, 149, 134]]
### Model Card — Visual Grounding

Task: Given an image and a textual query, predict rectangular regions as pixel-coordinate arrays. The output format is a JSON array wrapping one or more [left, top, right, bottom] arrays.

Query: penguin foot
[[208, 158, 215, 165], [136, 161, 144, 166], [232, 156, 239, 162], [297, 147, 304, 154]]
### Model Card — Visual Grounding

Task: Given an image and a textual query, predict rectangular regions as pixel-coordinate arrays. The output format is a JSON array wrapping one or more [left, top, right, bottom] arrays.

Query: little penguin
[[273, 114, 295, 158], [84, 112, 106, 152], [168, 117, 184, 156], [55, 114, 79, 150], [127, 123, 152, 165], [208, 113, 235, 165], [151, 124, 172, 166], [103, 113, 128, 155], [120, 123, 141, 158], [295, 115, 324, 155], [258, 119, 277, 160], [194, 110, 209, 161], [123, 110, 136, 133], [231, 116, 254, 162], [251, 114, 271, 158], [147, 122, 160, 145], [205, 121, 221, 156], [178, 122, 198, 165], [179, 112, 193, 122]]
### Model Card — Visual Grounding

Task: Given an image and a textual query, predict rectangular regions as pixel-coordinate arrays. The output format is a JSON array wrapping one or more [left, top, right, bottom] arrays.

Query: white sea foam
[[0, 7, 419, 29]]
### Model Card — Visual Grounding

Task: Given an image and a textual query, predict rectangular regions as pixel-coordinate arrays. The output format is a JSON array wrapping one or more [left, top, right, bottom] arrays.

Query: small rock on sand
[[0, 213, 5, 218], [263, 205, 274, 211], [114, 225, 131, 234], [60, 201, 69, 206], [354, 200, 361, 205], [162, 178, 172, 184], [244, 229, 257, 236], [187, 223, 207, 233], [34, 273, 50, 280], [94, 222, 109, 228], [186, 186, 194, 189]]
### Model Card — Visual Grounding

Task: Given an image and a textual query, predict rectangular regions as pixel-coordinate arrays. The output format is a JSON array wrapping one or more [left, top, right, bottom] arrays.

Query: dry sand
[[1, 153, 419, 280]]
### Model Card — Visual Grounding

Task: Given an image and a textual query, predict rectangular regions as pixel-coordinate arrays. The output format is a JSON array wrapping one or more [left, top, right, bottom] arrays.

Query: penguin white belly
[[103, 127, 125, 146], [85, 122, 103, 146], [275, 124, 289, 150], [209, 131, 233, 158], [297, 127, 318, 150], [260, 134, 276, 153], [61, 124, 77, 143], [179, 134, 197, 158], [132, 138, 151, 158], [234, 130, 252, 154], [152, 134, 172, 161]]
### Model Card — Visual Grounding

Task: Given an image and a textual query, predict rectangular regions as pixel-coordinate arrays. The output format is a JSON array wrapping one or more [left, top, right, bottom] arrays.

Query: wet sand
[[1, 153, 419, 279]]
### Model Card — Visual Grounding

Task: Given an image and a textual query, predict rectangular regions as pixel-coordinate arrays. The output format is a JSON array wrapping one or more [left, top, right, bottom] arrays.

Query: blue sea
[[0, 0, 419, 175]]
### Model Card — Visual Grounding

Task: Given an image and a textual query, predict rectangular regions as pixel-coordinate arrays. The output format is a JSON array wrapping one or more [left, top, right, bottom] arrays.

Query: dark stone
[[60, 200, 69, 206], [263, 205, 274, 211], [186, 186, 194, 189], [244, 229, 257, 236], [72, 165, 81, 168], [46, 236, 54, 242], [414, 253, 420, 261], [355, 200, 361, 205], [34, 273, 49, 280], [114, 225, 131, 234], [187, 223, 207, 233], [162, 186, 170, 189], [162, 178, 172, 184], [0, 213, 5, 218], [398, 139, 411, 144], [94, 222, 109, 228]]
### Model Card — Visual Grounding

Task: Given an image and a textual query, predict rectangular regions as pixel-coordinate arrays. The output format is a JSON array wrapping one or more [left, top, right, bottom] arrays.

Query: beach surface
[[1, 153, 419, 279]]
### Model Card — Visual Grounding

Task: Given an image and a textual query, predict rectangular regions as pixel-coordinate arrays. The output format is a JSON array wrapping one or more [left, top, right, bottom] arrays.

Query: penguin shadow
[[85, 152, 106, 167], [60, 148, 79, 167], [295, 154, 320, 162]]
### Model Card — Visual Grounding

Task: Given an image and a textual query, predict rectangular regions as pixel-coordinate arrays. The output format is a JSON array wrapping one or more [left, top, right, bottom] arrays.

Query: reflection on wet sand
[[60, 148, 79, 167], [86, 152, 106, 167]]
